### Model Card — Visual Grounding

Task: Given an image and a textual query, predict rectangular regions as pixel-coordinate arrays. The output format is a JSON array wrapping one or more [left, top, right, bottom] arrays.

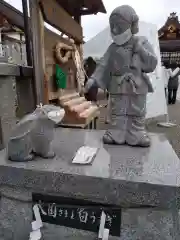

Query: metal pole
[[22, 0, 32, 66], [29, 0, 45, 105], [0, 28, 3, 57], [22, 0, 37, 109]]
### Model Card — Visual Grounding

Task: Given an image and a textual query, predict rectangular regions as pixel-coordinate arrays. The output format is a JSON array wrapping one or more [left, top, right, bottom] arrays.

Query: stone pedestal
[[0, 129, 180, 239]]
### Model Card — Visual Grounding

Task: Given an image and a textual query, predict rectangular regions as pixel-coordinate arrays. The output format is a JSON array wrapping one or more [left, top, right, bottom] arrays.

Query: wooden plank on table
[[60, 109, 99, 127], [40, 0, 83, 43]]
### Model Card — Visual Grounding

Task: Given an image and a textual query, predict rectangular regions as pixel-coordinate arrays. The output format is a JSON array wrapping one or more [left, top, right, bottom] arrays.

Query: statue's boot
[[126, 133, 151, 147], [103, 133, 116, 144], [125, 116, 151, 147], [34, 150, 55, 159], [103, 131, 125, 145], [103, 131, 150, 147], [9, 153, 35, 162], [41, 151, 55, 159]]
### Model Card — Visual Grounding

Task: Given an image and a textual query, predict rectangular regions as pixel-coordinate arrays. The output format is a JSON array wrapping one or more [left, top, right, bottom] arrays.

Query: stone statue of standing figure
[[85, 5, 158, 147]]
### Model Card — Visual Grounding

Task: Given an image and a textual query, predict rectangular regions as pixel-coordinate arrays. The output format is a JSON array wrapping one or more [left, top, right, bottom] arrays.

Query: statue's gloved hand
[[84, 78, 97, 93]]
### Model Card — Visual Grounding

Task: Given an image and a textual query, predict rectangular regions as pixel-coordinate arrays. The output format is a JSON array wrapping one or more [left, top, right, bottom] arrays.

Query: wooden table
[[58, 116, 99, 129]]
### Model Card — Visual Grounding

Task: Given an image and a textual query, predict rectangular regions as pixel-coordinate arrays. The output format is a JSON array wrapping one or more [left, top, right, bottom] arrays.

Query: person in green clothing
[[55, 64, 67, 96], [55, 64, 67, 89]]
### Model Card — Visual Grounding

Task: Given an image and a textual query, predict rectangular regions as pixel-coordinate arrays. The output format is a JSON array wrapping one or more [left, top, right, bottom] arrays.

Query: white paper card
[[98, 211, 106, 239], [29, 229, 41, 240], [72, 146, 98, 164], [32, 221, 42, 231], [33, 205, 43, 229], [103, 228, 110, 240]]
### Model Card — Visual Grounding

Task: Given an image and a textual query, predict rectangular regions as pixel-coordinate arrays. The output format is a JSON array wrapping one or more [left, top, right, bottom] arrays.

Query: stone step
[[36, 209, 179, 240], [62, 106, 99, 125], [59, 92, 80, 104], [70, 101, 92, 114], [59, 94, 99, 127], [63, 97, 86, 109], [79, 105, 99, 120]]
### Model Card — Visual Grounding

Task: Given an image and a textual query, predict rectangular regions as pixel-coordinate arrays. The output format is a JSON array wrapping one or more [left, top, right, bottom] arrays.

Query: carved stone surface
[[0, 129, 180, 239], [40, 209, 180, 240], [0, 192, 32, 240], [0, 75, 17, 146], [0, 129, 179, 208], [0, 187, 179, 239]]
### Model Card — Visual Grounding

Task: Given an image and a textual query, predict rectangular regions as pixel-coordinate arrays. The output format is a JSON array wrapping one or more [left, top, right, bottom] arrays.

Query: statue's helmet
[[109, 5, 139, 36]]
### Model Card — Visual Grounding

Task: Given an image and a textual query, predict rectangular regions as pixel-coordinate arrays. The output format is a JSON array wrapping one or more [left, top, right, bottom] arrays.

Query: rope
[[55, 42, 73, 64]]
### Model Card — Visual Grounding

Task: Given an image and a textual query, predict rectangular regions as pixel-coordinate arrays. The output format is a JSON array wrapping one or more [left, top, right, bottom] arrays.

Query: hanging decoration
[[55, 64, 67, 89], [55, 39, 87, 94], [72, 43, 87, 93], [55, 42, 73, 64]]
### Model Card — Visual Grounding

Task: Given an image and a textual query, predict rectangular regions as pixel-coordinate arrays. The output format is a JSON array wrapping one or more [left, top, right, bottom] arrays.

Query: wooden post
[[29, 0, 45, 105], [22, 0, 32, 66], [0, 28, 2, 57]]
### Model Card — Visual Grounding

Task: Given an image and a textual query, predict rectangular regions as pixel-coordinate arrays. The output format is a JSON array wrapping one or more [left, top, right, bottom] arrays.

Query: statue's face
[[131, 20, 139, 34], [110, 5, 140, 37]]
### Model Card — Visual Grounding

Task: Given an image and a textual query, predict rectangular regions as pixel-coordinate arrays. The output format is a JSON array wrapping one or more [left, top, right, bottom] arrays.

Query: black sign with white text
[[32, 193, 121, 237]]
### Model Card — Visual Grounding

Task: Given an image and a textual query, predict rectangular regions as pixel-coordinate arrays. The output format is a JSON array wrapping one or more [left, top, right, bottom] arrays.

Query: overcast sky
[[4, 0, 180, 40]]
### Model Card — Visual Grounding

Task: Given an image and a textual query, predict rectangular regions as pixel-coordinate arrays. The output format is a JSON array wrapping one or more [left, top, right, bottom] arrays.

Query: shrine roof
[[158, 12, 180, 41], [57, 0, 107, 15], [0, 1, 24, 30], [0, 0, 106, 32]]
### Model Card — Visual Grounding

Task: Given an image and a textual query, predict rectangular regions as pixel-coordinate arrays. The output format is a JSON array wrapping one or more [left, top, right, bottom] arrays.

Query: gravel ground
[[147, 102, 180, 158], [97, 99, 180, 159]]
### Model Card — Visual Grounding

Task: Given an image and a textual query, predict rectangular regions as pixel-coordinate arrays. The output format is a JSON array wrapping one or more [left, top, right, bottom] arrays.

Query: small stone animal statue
[[7, 105, 64, 162]]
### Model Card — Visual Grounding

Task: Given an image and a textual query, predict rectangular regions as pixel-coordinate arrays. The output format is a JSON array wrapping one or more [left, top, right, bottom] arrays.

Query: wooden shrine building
[[0, 0, 107, 128], [158, 12, 180, 68], [0, 0, 106, 103]]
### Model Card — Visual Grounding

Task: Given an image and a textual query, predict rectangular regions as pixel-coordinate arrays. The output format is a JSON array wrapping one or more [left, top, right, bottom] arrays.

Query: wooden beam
[[40, 0, 83, 43], [74, 8, 81, 25], [56, 0, 107, 15], [74, 14, 81, 25], [0, 0, 24, 30], [29, 0, 45, 104], [79, 9, 98, 15]]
